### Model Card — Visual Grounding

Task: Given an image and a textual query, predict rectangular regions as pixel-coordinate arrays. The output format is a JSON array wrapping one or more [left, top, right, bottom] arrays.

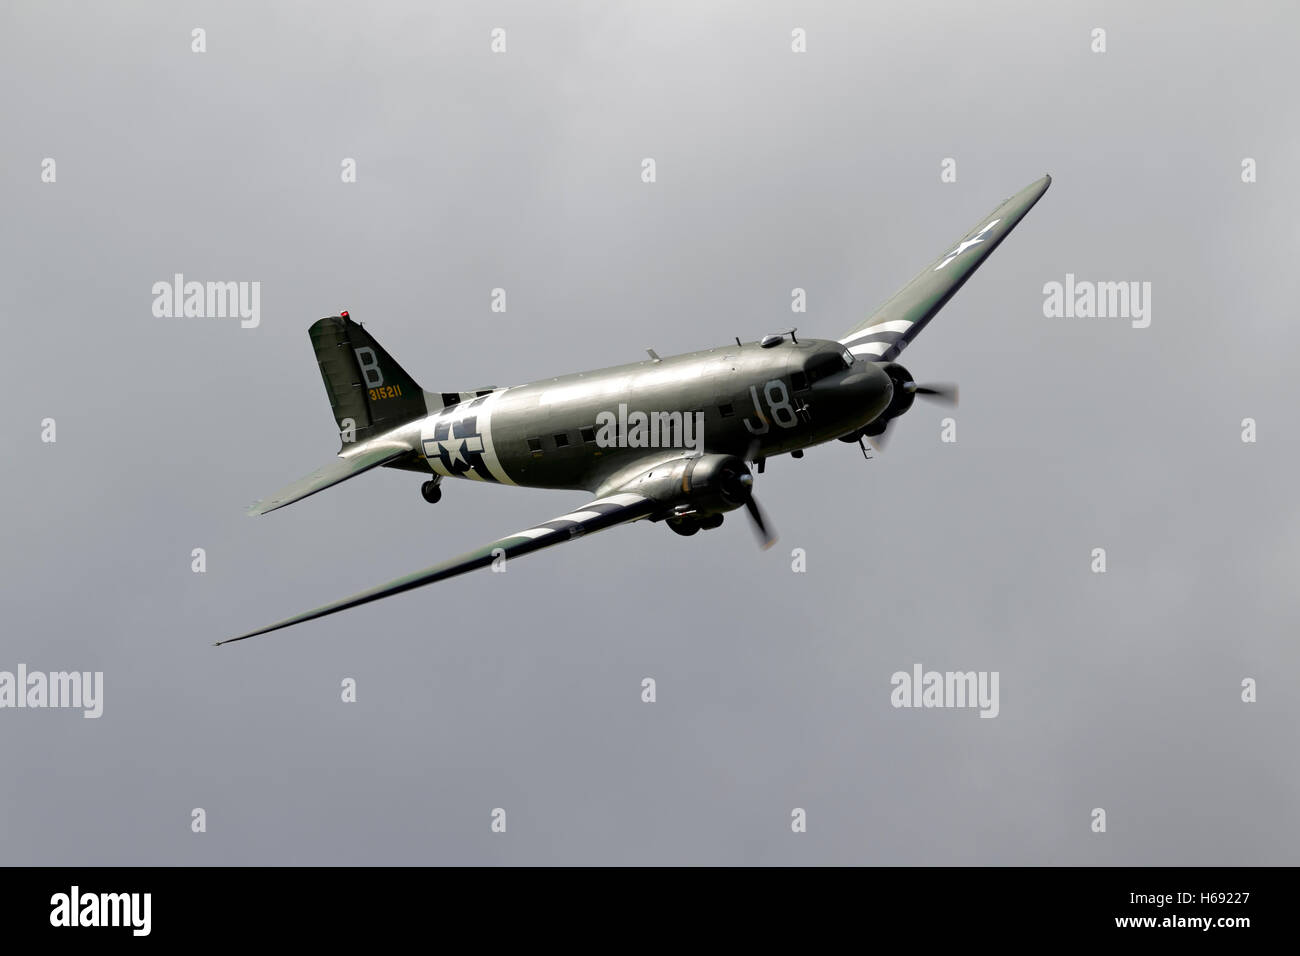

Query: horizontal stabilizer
[[247, 445, 410, 516]]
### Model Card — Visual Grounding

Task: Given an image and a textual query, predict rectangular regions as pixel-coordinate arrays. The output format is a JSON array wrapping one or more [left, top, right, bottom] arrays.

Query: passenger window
[[526, 437, 543, 458], [580, 426, 596, 443], [553, 433, 570, 448]]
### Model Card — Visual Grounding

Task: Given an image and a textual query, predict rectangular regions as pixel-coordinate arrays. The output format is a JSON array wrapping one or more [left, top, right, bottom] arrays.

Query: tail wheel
[[421, 480, 442, 504]]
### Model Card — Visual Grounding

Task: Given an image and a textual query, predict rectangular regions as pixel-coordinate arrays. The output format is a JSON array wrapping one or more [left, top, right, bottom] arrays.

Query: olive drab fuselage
[[415, 337, 894, 494]]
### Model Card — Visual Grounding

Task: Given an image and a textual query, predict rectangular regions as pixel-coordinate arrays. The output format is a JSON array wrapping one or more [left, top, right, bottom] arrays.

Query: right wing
[[219, 491, 658, 645], [840, 174, 1051, 361]]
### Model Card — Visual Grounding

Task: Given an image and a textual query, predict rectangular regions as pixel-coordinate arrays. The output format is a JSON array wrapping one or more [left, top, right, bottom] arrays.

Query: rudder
[[309, 313, 430, 448]]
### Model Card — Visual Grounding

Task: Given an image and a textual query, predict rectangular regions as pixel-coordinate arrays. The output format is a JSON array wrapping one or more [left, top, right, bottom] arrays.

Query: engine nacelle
[[877, 363, 916, 420], [839, 362, 915, 441], [617, 453, 754, 516], [679, 454, 753, 515]]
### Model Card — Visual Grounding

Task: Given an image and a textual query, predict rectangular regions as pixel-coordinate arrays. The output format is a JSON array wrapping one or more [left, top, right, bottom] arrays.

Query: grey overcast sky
[[2, 0, 1297, 865]]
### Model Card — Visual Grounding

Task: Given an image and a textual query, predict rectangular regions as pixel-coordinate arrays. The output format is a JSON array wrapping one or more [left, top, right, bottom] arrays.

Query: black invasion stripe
[[550, 521, 589, 538], [539, 502, 649, 534]]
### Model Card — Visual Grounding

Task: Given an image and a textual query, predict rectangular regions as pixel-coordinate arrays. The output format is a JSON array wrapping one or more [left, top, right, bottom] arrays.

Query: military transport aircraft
[[219, 174, 1051, 645]]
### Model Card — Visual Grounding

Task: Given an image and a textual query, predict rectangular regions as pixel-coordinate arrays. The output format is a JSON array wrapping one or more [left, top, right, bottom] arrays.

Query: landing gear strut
[[421, 478, 443, 504]]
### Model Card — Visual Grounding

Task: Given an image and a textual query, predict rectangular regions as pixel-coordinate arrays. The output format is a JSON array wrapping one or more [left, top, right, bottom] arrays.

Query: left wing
[[218, 491, 658, 645]]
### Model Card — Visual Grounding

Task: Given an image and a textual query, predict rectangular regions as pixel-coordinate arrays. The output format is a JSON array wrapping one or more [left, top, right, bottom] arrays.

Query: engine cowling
[[839, 362, 915, 441], [679, 454, 754, 515], [877, 363, 916, 420], [615, 453, 755, 516]]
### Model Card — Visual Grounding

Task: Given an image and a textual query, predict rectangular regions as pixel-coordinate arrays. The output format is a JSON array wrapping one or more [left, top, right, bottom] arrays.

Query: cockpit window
[[840, 346, 855, 366], [804, 351, 844, 384]]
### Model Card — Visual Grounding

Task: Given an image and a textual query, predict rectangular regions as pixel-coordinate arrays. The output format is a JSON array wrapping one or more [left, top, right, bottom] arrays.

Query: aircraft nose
[[812, 361, 893, 420]]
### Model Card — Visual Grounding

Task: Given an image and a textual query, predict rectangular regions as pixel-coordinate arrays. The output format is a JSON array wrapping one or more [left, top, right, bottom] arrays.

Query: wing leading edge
[[840, 174, 1052, 362], [218, 491, 658, 645]]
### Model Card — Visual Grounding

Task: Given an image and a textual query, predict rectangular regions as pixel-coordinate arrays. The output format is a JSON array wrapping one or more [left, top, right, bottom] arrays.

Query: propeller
[[911, 382, 959, 405], [744, 495, 776, 550], [864, 381, 959, 451], [728, 448, 776, 549]]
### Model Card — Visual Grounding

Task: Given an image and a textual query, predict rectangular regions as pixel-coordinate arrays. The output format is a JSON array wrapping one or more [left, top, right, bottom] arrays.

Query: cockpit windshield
[[804, 350, 847, 385]]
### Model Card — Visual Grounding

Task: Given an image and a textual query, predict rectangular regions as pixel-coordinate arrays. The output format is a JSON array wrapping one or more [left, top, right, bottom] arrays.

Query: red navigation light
[[340, 310, 350, 319]]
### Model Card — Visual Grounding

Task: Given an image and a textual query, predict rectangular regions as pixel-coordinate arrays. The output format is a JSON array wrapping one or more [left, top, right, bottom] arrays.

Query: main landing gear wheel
[[668, 514, 724, 535], [421, 480, 443, 504]]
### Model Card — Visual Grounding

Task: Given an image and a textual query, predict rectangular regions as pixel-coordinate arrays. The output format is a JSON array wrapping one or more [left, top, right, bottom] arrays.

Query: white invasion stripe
[[841, 320, 912, 343], [510, 527, 556, 540], [476, 389, 517, 486], [597, 493, 647, 507], [424, 432, 452, 479], [555, 510, 603, 524], [848, 341, 892, 356]]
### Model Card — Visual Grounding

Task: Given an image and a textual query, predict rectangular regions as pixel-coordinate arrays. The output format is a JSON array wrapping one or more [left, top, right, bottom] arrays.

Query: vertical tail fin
[[309, 313, 431, 449]]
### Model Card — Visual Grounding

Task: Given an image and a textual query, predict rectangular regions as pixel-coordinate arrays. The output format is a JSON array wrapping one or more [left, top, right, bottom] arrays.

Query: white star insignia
[[934, 218, 1001, 271], [438, 421, 484, 467], [441, 436, 466, 466]]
